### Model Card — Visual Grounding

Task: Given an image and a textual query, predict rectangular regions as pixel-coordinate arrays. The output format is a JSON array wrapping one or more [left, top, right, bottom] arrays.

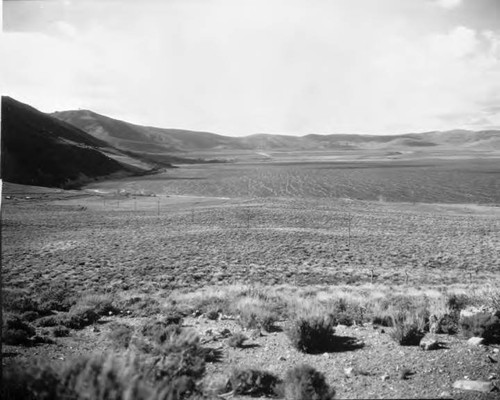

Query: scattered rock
[[439, 391, 451, 398], [219, 328, 231, 338], [420, 336, 439, 351], [487, 355, 497, 363], [452, 380, 495, 393], [344, 367, 354, 377], [399, 368, 412, 380], [381, 374, 389, 381], [467, 337, 484, 346]]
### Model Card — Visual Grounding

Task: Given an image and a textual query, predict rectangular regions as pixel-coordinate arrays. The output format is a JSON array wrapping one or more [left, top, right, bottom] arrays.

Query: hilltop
[[53, 108, 500, 154]]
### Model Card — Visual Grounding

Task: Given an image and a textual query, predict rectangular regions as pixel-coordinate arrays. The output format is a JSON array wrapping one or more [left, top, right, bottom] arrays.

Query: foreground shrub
[[141, 319, 183, 346], [232, 296, 278, 332], [52, 325, 71, 338], [227, 333, 247, 348], [283, 365, 334, 400], [460, 311, 500, 344], [2, 362, 63, 400], [482, 288, 500, 310], [73, 293, 119, 316], [115, 296, 164, 317], [64, 306, 100, 329], [139, 323, 207, 384], [2, 315, 36, 345], [287, 316, 336, 353], [2, 353, 207, 400], [107, 323, 134, 349], [37, 284, 76, 313], [36, 307, 100, 330], [369, 294, 429, 331], [3, 289, 40, 314], [446, 293, 470, 312], [36, 315, 62, 328], [153, 376, 201, 400], [21, 310, 40, 322], [150, 346, 206, 383], [205, 307, 220, 320], [58, 353, 153, 400], [185, 295, 230, 317], [389, 320, 425, 346], [229, 368, 280, 397], [328, 298, 365, 327]]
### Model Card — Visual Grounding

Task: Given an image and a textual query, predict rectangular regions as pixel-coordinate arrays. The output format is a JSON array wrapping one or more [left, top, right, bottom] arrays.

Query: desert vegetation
[[87, 158, 500, 204], [2, 168, 500, 398]]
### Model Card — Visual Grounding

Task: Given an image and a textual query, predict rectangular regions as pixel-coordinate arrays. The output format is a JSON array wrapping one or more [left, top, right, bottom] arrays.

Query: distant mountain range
[[53, 108, 500, 152], [2, 96, 499, 188]]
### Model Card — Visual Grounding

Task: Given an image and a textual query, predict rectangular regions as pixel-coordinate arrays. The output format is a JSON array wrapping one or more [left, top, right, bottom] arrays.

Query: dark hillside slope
[[1, 97, 137, 188]]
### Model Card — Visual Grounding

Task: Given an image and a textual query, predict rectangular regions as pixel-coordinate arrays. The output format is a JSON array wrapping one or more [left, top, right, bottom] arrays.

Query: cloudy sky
[[2, 0, 500, 136]]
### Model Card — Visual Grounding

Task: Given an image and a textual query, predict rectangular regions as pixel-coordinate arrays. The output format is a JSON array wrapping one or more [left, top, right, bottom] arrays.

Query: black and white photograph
[[1, 0, 499, 398]]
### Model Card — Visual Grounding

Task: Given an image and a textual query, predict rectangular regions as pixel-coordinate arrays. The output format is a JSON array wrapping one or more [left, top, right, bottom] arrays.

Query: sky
[[1, 0, 500, 136]]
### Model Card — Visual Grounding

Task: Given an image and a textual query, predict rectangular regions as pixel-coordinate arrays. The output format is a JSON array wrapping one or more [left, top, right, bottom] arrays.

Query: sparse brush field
[[85, 158, 500, 204], [2, 158, 500, 399]]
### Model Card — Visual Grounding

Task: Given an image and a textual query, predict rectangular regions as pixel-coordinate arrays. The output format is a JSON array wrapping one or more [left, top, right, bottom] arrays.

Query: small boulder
[[420, 336, 440, 351], [468, 337, 485, 346], [219, 328, 231, 338], [452, 380, 495, 393]]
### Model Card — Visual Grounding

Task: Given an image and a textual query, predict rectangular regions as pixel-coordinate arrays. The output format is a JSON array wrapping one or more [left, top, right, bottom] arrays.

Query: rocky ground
[[3, 311, 499, 399], [2, 186, 500, 399]]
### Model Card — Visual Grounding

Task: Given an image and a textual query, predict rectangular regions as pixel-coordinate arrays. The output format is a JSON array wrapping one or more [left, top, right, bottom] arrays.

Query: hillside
[[53, 109, 500, 153], [52, 109, 235, 153], [0, 97, 158, 189]]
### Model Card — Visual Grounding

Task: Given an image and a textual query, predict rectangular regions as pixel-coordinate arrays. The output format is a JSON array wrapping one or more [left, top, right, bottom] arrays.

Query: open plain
[[2, 154, 500, 399]]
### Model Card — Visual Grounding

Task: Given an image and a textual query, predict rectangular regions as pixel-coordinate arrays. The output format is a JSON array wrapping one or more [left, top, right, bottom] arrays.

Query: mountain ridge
[[52, 109, 500, 153]]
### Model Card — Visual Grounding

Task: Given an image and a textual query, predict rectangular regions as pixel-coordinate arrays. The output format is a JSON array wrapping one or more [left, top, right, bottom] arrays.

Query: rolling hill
[[52, 109, 235, 153], [53, 109, 500, 153], [3, 96, 498, 190], [0, 97, 162, 188]]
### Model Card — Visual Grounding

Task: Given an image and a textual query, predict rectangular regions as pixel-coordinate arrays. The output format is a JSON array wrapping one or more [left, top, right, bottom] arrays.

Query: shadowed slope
[[1, 97, 146, 188]]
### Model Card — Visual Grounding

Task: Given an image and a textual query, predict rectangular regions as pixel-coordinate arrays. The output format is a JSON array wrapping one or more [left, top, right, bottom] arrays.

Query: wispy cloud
[[435, 0, 463, 10], [1, 0, 498, 135]]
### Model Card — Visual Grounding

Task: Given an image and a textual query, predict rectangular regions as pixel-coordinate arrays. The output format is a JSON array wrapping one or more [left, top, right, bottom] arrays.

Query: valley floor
[[2, 184, 500, 399]]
